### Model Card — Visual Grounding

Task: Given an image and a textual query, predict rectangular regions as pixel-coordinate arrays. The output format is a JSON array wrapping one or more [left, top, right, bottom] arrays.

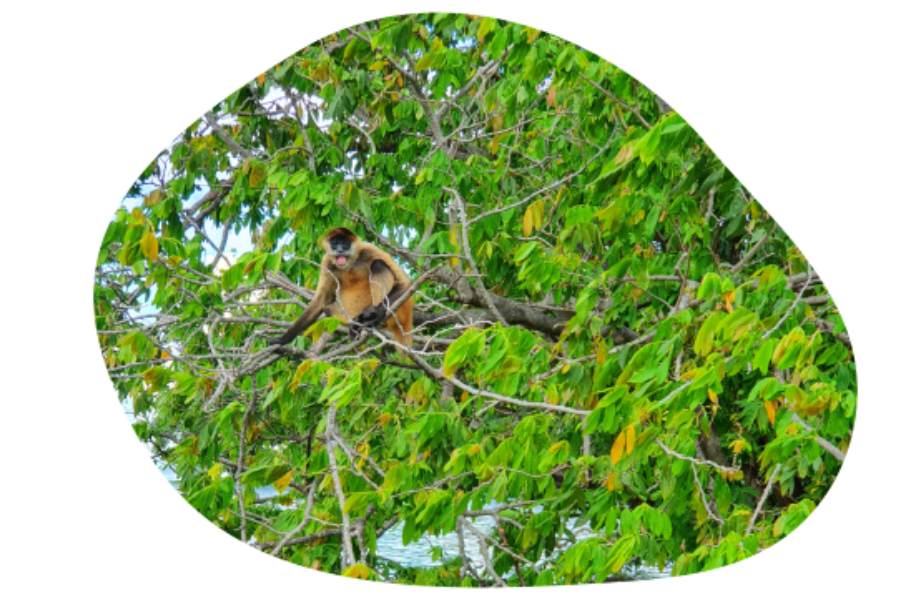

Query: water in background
[[376, 512, 670, 581], [161, 468, 669, 581]]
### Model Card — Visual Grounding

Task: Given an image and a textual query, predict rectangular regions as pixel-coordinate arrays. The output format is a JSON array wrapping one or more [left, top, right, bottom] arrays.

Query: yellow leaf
[[255, 73, 265, 86], [560, 362, 571, 375], [529, 199, 544, 230], [476, 17, 496, 43], [722, 469, 744, 481], [377, 413, 392, 427], [290, 359, 317, 391], [723, 290, 736, 313], [342, 563, 372, 580], [406, 378, 428, 404], [729, 438, 747, 455], [489, 134, 501, 155], [625, 425, 636, 455], [764, 399, 777, 426], [595, 338, 608, 365], [680, 368, 699, 381], [207, 463, 223, 479], [707, 388, 719, 416], [628, 284, 644, 301], [523, 203, 534, 235], [466, 443, 481, 456], [140, 229, 158, 262], [547, 85, 557, 108], [605, 472, 617, 491], [610, 431, 626, 465], [526, 27, 540, 43], [613, 142, 635, 166], [546, 385, 560, 405], [273, 469, 293, 493], [248, 163, 264, 188], [143, 189, 163, 207], [356, 442, 370, 460]]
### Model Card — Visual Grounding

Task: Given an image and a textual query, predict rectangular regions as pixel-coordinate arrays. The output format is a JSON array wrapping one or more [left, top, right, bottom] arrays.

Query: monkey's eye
[[331, 237, 350, 252]]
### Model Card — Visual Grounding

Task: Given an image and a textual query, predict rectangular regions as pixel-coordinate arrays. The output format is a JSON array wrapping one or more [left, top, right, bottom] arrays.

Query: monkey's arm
[[272, 261, 336, 346], [356, 258, 409, 327]]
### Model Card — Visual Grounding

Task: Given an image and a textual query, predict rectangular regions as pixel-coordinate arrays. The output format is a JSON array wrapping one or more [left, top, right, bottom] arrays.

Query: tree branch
[[745, 464, 782, 535], [325, 402, 356, 569]]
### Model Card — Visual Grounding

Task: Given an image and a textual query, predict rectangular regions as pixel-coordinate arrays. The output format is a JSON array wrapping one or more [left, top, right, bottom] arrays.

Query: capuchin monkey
[[273, 228, 413, 347]]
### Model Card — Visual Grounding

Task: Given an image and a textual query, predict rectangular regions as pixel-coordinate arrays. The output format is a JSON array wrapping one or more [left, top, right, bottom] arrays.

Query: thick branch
[[431, 267, 570, 337]]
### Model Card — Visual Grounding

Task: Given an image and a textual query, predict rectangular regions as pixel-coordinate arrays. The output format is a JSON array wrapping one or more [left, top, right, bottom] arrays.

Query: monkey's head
[[322, 227, 358, 270]]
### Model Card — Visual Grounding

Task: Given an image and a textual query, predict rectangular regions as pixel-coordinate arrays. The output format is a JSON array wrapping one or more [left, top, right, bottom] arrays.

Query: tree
[[94, 14, 854, 586]]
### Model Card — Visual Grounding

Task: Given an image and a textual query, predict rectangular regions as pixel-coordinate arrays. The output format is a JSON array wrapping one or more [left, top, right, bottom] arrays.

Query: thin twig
[[271, 482, 318, 555], [204, 111, 254, 159], [790, 413, 846, 462], [325, 402, 356, 569], [235, 382, 259, 542], [691, 464, 724, 526], [655, 440, 740, 473], [762, 270, 814, 339], [470, 141, 614, 225], [444, 186, 507, 325], [745, 464, 782, 535], [731, 229, 770, 273], [581, 77, 651, 129]]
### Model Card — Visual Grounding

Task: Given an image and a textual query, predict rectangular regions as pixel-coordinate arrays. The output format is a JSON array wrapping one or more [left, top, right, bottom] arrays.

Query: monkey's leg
[[386, 301, 413, 347], [356, 260, 398, 328]]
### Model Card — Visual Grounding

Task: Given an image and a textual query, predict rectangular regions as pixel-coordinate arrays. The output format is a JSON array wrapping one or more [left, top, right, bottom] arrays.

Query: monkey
[[273, 227, 413, 347]]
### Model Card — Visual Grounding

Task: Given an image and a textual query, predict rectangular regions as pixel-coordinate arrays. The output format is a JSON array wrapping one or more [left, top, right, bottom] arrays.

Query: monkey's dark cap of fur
[[326, 227, 356, 239]]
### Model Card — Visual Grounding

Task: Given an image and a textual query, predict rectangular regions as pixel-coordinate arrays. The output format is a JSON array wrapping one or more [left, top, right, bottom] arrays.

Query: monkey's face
[[327, 233, 355, 270]]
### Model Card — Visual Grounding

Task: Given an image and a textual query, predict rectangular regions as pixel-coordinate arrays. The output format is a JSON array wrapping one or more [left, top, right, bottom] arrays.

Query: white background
[[2, 1, 898, 598]]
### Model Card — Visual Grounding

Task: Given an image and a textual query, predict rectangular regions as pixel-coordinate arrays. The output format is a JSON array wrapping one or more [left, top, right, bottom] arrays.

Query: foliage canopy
[[95, 14, 854, 586]]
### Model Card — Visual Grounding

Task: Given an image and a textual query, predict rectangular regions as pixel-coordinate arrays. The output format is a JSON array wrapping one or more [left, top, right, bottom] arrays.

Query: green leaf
[[697, 272, 721, 301], [773, 499, 815, 537], [753, 338, 779, 373], [604, 534, 637, 573], [694, 311, 725, 356], [476, 17, 496, 43], [443, 327, 486, 377]]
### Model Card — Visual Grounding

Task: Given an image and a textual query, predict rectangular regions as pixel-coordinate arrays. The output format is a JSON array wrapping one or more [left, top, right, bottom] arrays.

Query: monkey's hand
[[356, 303, 387, 328]]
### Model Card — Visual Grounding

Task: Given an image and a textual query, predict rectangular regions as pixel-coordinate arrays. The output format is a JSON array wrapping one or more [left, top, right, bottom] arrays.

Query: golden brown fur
[[274, 228, 413, 347]]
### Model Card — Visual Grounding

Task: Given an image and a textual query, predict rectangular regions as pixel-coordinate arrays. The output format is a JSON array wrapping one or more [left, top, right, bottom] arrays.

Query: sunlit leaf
[[610, 431, 626, 465]]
